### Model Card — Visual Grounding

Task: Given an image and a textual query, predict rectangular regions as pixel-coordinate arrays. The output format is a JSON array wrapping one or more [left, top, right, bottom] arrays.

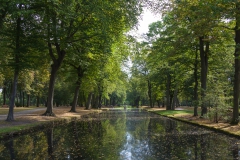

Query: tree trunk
[[6, 14, 21, 121], [135, 96, 140, 107], [43, 42, 66, 116], [86, 92, 93, 110], [98, 86, 103, 109], [147, 79, 153, 108], [22, 91, 25, 107], [16, 92, 19, 104], [27, 94, 30, 107], [45, 97, 48, 107], [70, 66, 84, 112], [177, 98, 180, 107], [199, 36, 209, 117], [112, 95, 116, 106], [70, 83, 80, 112], [36, 95, 40, 107], [19, 89, 22, 106], [98, 94, 102, 109], [7, 82, 12, 102], [104, 98, 107, 106], [43, 65, 57, 116], [91, 94, 96, 108], [80, 91, 85, 107], [162, 97, 165, 107], [170, 93, 173, 110], [171, 86, 178, 110], [106, 98, 109, 106], [193, 49, 199, 116], [166, 73, 171, 110], [232, 3, 240, 124], [43, 8, 66, 116], [109, 94, 112, 105], [6, 71, 19, 121], [93, 95, 99, 109], [157, 100, 160, 108]]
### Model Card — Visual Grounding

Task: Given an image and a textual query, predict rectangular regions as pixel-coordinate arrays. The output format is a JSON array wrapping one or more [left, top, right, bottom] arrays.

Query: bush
[[207, 106, 232, 122]]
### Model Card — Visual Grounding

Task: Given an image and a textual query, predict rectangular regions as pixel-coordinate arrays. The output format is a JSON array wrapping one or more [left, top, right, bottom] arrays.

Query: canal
[[0, 109, 239, 160]]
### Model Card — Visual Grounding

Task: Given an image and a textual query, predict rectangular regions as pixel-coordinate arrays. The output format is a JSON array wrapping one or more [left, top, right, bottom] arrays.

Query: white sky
[[122, 9, 161, 76], [129, 8, 161, 41], [137, 9, 160, 34]]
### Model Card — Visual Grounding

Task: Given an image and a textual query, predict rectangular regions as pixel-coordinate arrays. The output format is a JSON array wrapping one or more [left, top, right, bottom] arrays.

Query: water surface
[[0, 109, 239, 160]]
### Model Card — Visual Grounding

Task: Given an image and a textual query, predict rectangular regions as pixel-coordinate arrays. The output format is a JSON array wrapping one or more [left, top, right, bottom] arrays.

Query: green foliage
[[54, 76, 74, 106], [0, 0, 143, 114], [127, 0, 236, 118], [203, 77, 232, 122], [1, 0, 236, 123]]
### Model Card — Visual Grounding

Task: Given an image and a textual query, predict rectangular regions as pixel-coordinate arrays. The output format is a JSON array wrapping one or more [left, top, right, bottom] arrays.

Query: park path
[[0, 108, 46, 121]]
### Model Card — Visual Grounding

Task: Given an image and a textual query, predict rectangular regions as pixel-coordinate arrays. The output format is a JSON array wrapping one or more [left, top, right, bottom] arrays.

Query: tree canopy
[[1, 0, 240, 125]]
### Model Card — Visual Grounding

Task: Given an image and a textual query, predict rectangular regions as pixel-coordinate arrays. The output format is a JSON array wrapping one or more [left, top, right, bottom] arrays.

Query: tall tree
[[4, 2, 39, 121], [232, 2, 240, 124], [40, 0, 142, 115]]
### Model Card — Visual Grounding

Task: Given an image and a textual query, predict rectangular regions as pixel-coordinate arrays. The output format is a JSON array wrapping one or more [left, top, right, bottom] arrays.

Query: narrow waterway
[[0, 109, 239, 160]]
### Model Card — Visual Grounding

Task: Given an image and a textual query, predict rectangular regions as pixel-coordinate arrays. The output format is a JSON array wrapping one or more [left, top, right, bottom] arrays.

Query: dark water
[[0, 109, 240, 160]]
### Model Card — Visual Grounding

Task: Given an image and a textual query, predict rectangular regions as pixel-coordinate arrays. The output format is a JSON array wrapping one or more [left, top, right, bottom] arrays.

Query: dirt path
[[0, 106, 101, 129], [0, 108, 46, 121]]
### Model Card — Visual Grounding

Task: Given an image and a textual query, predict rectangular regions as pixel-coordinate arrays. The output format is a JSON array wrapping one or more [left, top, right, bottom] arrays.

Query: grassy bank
[[146, 107, 240, 138], [0, 122, 41, 135], [154, 110, 193, 116], [0, 120, 67, 139]]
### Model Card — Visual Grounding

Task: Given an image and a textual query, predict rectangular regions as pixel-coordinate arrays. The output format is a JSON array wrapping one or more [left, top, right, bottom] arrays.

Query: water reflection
[[120, 132, 133, 159], [46, 128, 54, 159], [5, 138, 15, 160], [0, 109, 240, 160]]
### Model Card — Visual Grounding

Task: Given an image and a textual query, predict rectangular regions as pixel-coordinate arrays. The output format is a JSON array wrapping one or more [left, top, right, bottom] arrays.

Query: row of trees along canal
[[0, 0, 143, 121], [128, 0, 240, 125], [2, 0, 240, 125]]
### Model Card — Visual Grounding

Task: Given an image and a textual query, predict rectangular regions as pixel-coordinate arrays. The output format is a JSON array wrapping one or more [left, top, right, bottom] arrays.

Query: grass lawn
[[154, 109, 193, 116]]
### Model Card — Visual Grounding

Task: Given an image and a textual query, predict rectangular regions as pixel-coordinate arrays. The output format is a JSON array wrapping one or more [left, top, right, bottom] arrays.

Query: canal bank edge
[[0, 107, 102, 140], [0, 119, 68, 140], [146, 109, 240, 139], [1, 107, 240, 140]]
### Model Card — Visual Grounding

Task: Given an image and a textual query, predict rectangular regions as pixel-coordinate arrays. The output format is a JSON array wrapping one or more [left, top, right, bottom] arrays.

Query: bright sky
[[129, 8, 161, 41], [123, 9, 161, 75], [137, 9, 160, 34]]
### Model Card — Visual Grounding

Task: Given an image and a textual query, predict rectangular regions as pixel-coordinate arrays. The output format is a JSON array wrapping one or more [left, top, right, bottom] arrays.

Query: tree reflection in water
[[5, 138, 15, 160], [0, 109, 240, 159], [46, 128, 54, 160]]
